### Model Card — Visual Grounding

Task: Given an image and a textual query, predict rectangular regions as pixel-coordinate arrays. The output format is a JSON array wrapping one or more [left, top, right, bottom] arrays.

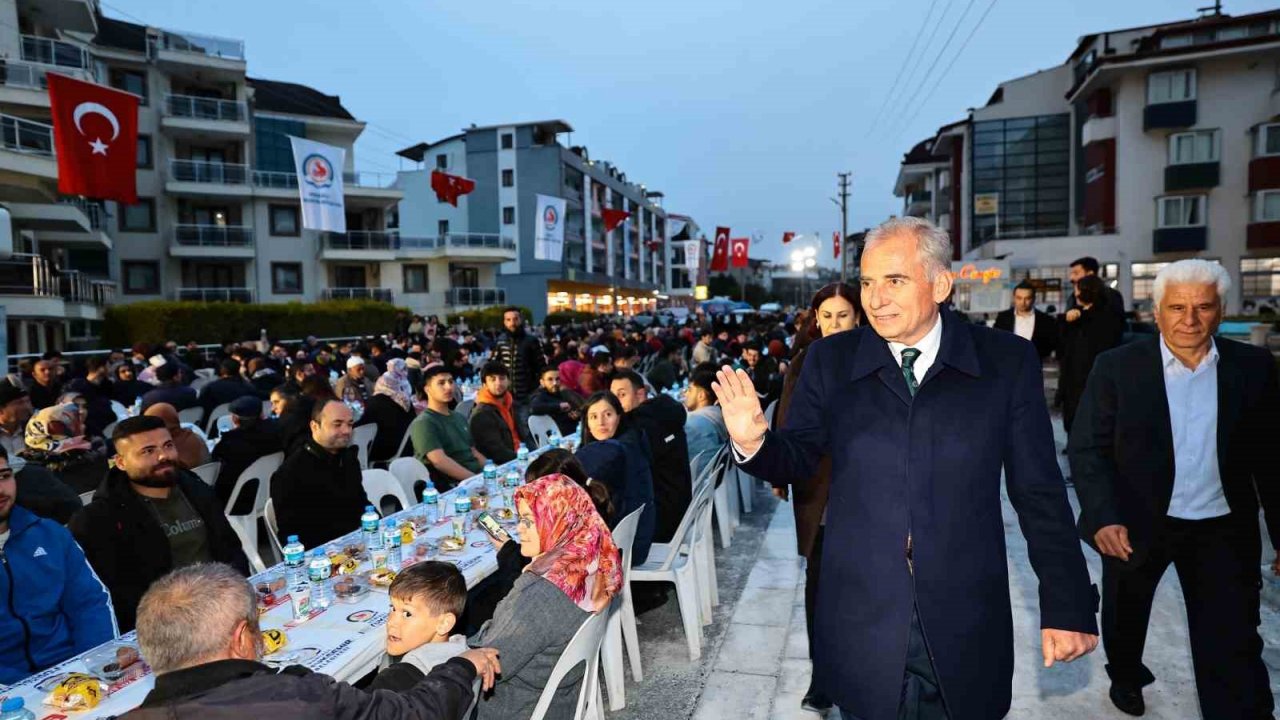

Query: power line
[[865, 0, 943, 138], [877, 0, 957, 140], [880, 0, 979, 140]]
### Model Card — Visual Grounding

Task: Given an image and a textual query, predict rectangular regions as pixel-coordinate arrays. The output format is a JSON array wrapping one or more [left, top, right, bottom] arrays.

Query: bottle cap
[[365, 505, 375, 512], [1, 697, 25, 712], [287, 535, 299, 544]]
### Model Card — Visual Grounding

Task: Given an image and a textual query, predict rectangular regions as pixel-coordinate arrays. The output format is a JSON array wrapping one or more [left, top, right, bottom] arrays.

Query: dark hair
[[218, 358, 240, 378], [115, 363, 136, 378], [1070, 256, 1100, 274], [699, 327, 713, 338], [579, 391, 627, 445], [1013, 280, 1036, 300], [481, 361, 509, 381], [85, 356, 107, 373], [112, 415, 167, 444], [422, 364, 454, 383], [0, 445, 7, 461], [291, 361, 314, 379], [299, 375, 335, 402], [271, 383, 299, 403], [807, 282, 863, 341], [689, 363, 719, 400], [310, 397, 344, 424], [155, 363, 178, 383], [526, 448, 614, 521], [610, 369, 645, 392], [388, 561, 467, 620], [502, 306, 522, 318], [1075, 275, 1107, 307], [743, 340, 762, 353], [540, 366, 559, 379]]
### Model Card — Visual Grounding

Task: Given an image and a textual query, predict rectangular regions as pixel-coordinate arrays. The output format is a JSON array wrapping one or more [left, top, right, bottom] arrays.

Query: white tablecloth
[[0, 435, 578, 718]]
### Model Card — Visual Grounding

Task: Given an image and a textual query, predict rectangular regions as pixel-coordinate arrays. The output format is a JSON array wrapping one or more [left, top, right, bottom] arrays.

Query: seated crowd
[[0, 305, 795, 717]]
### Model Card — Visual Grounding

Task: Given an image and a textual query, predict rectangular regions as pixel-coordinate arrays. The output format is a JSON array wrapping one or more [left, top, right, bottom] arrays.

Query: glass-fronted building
[[970, 114, 1071, 245]]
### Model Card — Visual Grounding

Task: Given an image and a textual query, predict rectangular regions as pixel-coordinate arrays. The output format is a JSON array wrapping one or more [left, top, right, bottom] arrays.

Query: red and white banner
[[833, 231, 842, 259], [47, 73, 140, 203], [730, 237, 749, 268], [782, 232, 795, 244], [710, 226, 730, 272], [430, 170, 476, 206]]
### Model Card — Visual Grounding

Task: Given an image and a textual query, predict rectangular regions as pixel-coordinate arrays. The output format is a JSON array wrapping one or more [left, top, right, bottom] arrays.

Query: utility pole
[[837, 172, 851, 282]]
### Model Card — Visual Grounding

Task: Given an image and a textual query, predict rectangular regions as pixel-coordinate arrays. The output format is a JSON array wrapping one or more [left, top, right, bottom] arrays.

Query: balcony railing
[[446, 287, 505, 307], [321, 230, 398, 251], [92, 281, 116, 307], [157, 30, 245, 61], [907, 190, 932, 204], [164, 94, 246, 122], [0, 114, 54, 156], [176, 287, 254, 303], [251, 169, 397, 190], [58, 197, 105, 230], [398, 233, 516, 252], [169, 159, 248, 184], [174, 224, 254, 247], [323, 287, 393, 302], [20, 35, 89, 69], [252, 169, 297, 189], [0, 254, 58, 297], [59, 269, 94, 303]]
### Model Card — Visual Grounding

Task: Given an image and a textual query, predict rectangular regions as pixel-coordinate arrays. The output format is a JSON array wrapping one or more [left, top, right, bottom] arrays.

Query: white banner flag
[[290, 136, 346, 232], [686, 240, 701, 272], [534, 194, 567, 262]]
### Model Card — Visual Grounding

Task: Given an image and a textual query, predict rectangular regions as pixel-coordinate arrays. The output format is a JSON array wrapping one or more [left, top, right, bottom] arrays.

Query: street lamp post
[[790, 245, 818, 306]]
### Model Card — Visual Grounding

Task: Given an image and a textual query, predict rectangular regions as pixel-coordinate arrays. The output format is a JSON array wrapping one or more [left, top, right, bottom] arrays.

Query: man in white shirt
[[1069, 259, 1280, 718], [993, 281, 1058, 362]]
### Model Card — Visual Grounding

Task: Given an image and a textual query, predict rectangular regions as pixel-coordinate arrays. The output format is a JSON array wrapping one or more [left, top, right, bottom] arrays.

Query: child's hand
[[459, 647, 501, 690]]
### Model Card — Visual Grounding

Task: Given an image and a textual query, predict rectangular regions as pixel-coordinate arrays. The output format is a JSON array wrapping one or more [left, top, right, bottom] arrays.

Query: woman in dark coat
[[771, 282, 861, 715], [1057, 274, 1124, 433], [575, 391, 655, 567]]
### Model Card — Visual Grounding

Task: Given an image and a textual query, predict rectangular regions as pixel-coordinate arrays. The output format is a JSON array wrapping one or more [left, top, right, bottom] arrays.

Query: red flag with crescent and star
[[430, 170, 476, 206], [782, 232, 795, 244], [710, 226, 730, 271], [47, 72, 139, 204], [833, 231, 842, 259], [602, 208, 630, 233], [730, 237, 749, 268]]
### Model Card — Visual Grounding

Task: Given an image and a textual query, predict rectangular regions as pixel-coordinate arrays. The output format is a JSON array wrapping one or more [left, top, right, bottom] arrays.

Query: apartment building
[[0, 4, 401, 353], [395, 120, 669, 321], [893, 7, 1280, 315]]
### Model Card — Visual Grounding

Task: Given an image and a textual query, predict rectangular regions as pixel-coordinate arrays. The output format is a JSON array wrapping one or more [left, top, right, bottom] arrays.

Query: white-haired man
[[122, 563, 500, 719], [1070, 258, 1280, 718], [716, 216, 1097, 720]]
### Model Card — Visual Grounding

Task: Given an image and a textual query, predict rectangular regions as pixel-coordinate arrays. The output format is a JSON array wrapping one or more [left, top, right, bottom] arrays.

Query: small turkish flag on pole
[[430, 170, 476, 206], [602, 208, 630, 233], [782, 232, 795, 244], [47, 73, 139, 203], [833, 231, 842, 259], [710, 226, 730, 271], [730, 237, 750, 268]]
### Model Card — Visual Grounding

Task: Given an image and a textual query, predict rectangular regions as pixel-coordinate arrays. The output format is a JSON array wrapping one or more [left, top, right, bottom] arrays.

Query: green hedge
[[102, 300, 404, 346], [544, 310, 597, 327], [445, 306, 531, 331]]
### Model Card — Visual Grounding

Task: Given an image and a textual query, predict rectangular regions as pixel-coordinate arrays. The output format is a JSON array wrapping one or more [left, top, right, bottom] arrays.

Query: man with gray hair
[[716, 216, 1098, 719], [1070, 258, 1279, 718], [123, 563, 501, 719]]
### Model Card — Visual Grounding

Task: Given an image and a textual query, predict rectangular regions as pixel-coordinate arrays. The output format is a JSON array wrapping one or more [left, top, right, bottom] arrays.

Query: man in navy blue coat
[[716, 217, 1098, 720]]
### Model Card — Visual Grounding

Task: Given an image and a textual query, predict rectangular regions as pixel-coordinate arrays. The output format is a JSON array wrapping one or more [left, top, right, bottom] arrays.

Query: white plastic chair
[[177, 406, 203, 426], [528, 414, 560, 449], [78, 489, 95, 506], [384, 422, 415, 466], [389, 457, 430, 504], [224, 451, 285, 573], [205, 402, 233, 436], [109, 400, 128, 420], [689, 478, 720, 621], [102, 420, 119, 440], [353, 423, 378, 470], [263, 498, 285, 563], [456, 399, 474, 419], [192, 461, 221, 487], [694, 446, 735, 549], [190, 377, 213, 397], [601, 506, 645, 710], [261, 399, 273, 417], [528, 608, 609, 720], [630, 483, 712, 660], [362, 468, 412, 515], [736, 464, 756, 514]]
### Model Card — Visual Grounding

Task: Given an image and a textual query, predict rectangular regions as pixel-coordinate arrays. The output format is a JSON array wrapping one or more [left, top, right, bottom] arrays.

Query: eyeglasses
[[516, 516, 535, 530]]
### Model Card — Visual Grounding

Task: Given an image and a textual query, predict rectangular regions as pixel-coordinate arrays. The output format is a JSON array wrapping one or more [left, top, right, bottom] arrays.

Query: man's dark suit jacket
[[993, 308, 1059, 360], [1068, 335, 1280, 563], [741, 308, 1096, 720]]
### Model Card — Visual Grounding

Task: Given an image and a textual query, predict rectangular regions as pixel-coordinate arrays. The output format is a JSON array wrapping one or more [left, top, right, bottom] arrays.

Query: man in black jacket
[[1068, 255, 1127, 324], [124, 562, 500, 720], [1069, 259, 1279, 718], [270, 399, 367, 549], [494, 308, 543, 445], [993, 281, 1059, 362], [69, 416, 249, 632], [200, 359, 258, 429], [610, 369, 692, 543], [212, 396, 283, 514], [529, 366, 582, 435], [469, 362, 519, 464], [140, 363, 198, 413]]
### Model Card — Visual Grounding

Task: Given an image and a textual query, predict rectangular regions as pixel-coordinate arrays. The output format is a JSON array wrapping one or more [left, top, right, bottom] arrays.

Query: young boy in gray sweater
[[373, 561, 470, 688]]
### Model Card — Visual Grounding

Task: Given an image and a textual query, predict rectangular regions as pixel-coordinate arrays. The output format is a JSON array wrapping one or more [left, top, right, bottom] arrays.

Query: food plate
[[262, 646, 319, 668], [369, 569, 396, 589], [493, 507, 515, 522], [439, 536, 465, 553]]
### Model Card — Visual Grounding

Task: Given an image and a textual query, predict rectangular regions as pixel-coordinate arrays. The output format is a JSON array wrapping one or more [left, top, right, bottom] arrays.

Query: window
[[403, 265, 429, 293], [109, 68, 147, 105], [136, 134, 152, 169], [271, 263, 302, 294], [501, 169, 514, 187], [254, 116, 307, 173], [435, 153, 447, 170], [1131, 262, 1172, 308], [122, 261, 159, 294], [969, 114, 1071, 244], [1156, 195, 1206, 228], [502, 206, 515, 225], [1147, 69, 1196, 105], [937, 169, 951, 190], [1241, 258, 1280, 300], [1256, 191, 1280, 222], [437, 220, 449, 237], [1168, 130, 1219, 164], [1258, 123, 1280, 157], [269, 205, 299, 236], [501, 133, 514, 150], [119, 198, 155, 232]]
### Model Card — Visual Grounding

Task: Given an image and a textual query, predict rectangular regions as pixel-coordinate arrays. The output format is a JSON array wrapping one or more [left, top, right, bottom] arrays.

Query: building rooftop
[[903, 137, 948, 165], [395, 133, 466, 162], [247, 77, 354, 120], [465, 119, 573, 135]]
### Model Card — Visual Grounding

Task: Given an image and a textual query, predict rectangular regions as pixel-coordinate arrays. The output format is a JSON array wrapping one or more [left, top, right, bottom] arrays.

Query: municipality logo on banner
[[290, 136, 346, 232], [534, 194, 567, 262]]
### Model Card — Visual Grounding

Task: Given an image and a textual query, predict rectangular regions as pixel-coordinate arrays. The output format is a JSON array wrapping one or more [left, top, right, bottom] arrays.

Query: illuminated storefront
[[546, 280, 659, 316]]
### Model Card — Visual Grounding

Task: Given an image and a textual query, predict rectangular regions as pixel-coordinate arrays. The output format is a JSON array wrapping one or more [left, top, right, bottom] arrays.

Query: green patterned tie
[[900, 347, 921, 397]]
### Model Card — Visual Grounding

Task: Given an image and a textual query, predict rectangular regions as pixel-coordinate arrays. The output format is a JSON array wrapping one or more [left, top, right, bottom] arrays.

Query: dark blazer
[[270, 441, 367, 549], [211, 420, 284, 514], [358, 394, 413, 464], [772, 346, 830, 558], [469, 401, 517, 464], [741, 308, 1097, 720], [993, 308, 1059, 361], [1068, 336, 1280, 562]]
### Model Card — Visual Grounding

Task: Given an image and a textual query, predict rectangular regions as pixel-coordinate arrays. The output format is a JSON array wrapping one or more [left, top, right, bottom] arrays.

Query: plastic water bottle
[[0, 697, 36, 720], [454, 495, 472, 534], [483, 460, 498, 494], [361, 505, 381, 550], [282, 535, 306, 584], [383, 520, 402, 571], [307, 549, 331, 609], [422, 482, 440, 523], [516, 443, 529, 463], [504, 469, 520, 489], [548, 427, 561, 448]]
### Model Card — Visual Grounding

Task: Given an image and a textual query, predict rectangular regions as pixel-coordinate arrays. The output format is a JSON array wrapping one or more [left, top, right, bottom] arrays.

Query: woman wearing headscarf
[[556, 358, 586, 396], [19, 402, 108, 493], [142, 402, 210, 471], [358, 357, 416, 464]]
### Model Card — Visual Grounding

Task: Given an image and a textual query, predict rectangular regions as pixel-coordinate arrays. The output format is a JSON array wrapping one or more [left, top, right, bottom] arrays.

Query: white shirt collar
[[1159, 335, 1218, 372], [886, 313, 944, 369]]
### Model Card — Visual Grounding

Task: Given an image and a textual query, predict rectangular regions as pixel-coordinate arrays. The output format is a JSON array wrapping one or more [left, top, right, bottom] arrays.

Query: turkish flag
[[710, 226, 730, 271], [833, 231, 842, 259], [602, 208, 630, 233], [730, 237, 749, 268], [782, 232, 795, 244], [47, 72, 139, 204], [430, 170, 476, 206]]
